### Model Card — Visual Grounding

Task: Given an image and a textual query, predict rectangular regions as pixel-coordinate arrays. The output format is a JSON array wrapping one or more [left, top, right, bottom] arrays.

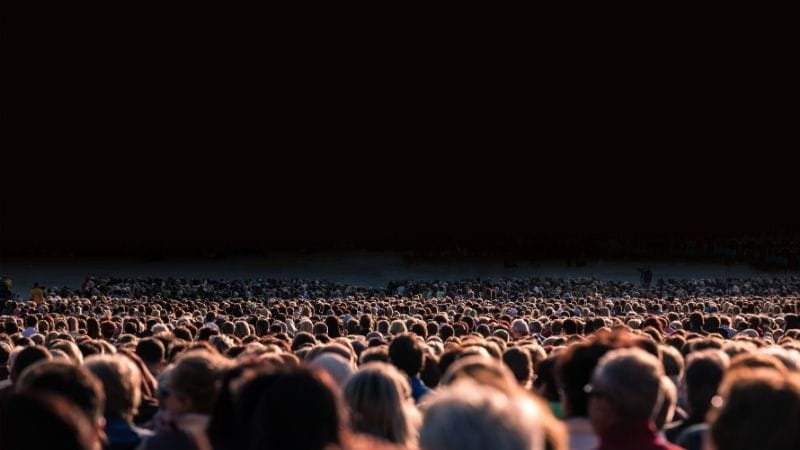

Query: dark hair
[[86, 318, 100, 340], [243, 368, 343, 450], [389, 333, 425, 377], [555, 340, 613, 417], [685, 350, 728, 421], [502, 347, 532, 385], [10, 345, 52, 382], [710, 369, 800, 450], [136, 338, 165, 366], [291, 332, 317, 352], [16, 361, 104, 421], [0, 391, 96, 450]]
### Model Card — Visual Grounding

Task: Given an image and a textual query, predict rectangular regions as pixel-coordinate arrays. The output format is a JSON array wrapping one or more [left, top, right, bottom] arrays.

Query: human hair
[[135, 337, 165, 366], [441, 355, 518, 394], [0, 391, 96, 450], [360, 345, 390, 365], [502, 347, 532, 386], [16, 361, 104, 422], [10, 345, 52, 382], [343, 362, 419, 447], [684, 349, 729, 420], [168, 350, 228, 414], [389, 333, 425, 377], [591, 348, 665, 420], [241, 367, 343, 450], [555, 339, 614, 417], [85, 354, 142, 421], [709, 368, 800, 450], [419, 381, 545, 450], [389, 320, 407, 336], [659, 344, 684, 378]]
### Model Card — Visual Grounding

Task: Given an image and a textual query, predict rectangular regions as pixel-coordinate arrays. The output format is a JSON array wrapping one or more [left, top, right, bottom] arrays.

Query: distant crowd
[[1, 275, 799, 450]]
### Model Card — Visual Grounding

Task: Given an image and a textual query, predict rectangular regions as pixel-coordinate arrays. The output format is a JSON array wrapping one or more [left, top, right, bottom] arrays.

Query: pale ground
[[1, 251, 798, 294]]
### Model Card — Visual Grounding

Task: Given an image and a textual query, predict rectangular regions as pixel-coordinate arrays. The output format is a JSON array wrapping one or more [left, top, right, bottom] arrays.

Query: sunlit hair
[[419, 380, 545, 450], [85, 353, 142, 421], [343, 362, 420, 447]]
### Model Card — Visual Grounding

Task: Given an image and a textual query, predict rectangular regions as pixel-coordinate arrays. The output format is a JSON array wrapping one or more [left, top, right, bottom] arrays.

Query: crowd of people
[[1, 274, 799, 450]]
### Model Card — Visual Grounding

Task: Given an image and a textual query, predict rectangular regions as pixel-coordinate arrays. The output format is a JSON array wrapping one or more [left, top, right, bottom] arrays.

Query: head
[[419, 381, 545, 450], [15, 361, 105, 445], [502, 347, 533, 387], [164, 351, 228, 415], [389, 333, 425, 377], [343, 362, 420, 447], [708, 368, 800, 450], [555, 339, 613, 418], [10, 345, 53, 383], [135, 337, 165, 375], [241, 367, 344, 450], [587, 348, 666, 434], [0, 391, 99, 450], [684, 349, 729, 420], [85, 354, 142, 422]]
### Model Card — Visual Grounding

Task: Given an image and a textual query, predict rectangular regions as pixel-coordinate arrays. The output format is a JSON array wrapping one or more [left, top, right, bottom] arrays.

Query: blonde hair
[[343, 362, 420, 447]]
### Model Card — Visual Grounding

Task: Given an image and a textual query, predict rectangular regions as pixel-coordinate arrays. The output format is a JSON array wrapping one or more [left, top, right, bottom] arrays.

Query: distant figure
[[637, 268, 653, 287], [0, 276, 12, 300], [30, 282, 44, 305]]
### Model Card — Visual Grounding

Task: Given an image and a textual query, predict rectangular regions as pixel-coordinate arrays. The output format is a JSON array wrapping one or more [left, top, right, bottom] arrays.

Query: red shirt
[[598, 419, 684, 450]]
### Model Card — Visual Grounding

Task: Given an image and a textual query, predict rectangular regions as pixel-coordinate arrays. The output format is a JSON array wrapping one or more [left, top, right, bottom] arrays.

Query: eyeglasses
[[583, 383, 608, 398]]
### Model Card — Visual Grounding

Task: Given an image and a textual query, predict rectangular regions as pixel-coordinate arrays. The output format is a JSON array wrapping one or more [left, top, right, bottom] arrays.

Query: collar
[[600, 419, 658, 444]]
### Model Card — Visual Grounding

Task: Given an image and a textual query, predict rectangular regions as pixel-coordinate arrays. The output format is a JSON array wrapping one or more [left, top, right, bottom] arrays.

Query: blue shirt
[[410, 375, 431, 403]]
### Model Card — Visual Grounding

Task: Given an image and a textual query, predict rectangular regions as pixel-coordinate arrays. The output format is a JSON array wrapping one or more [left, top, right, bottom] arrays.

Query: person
[[707, 367, 800, 450], [30, 282, 45, 305], [502, 347, 533, 388], [3, 344, 52, 389], [22, 314, 39, 338], [419, 380, 546, 450], [555, 339, 614, 450], [389, 333, 431, 403], [14, 361, 106, 447], [343, 362, 420, 447], [665, 349, 728, 444], [141, 350, 228, 450], [135, 338, 166, 377], [85, 354, 153, 450], [0, 391, 99, 450], [238, 367, 345, 450], [0, 276, 12, 300], [587, 348, 682, 450]]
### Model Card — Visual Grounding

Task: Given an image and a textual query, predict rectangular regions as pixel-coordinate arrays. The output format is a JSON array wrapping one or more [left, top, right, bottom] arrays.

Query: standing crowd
[[1, 275, 799, 450]]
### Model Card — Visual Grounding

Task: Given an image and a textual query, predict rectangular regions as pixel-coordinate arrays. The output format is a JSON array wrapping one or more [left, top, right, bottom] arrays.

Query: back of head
[[343, 362, 418, 447], [136, 337, 165, 367], [710, 368, 800, 450], [684, 349, 730, 419], [389, 333, 425, 377], [10, 345, 52, 382], [0, 391, 96, 450], [555, 340, 613, 418], [85, 354, 142, 421], [419, 381, 544, 450], [15, 361, 104, 423], [168, 350, 228, 415], [591, 348, 664, 421], [243, 367, 342, 450], [502, 347, 532, 386]]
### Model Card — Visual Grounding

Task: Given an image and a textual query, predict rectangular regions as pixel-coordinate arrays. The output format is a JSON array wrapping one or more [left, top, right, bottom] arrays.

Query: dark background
[[3, 20, 798, 263]]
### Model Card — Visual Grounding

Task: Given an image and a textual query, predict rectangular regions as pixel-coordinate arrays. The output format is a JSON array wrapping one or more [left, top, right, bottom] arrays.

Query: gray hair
[[591, 348, 665, 420], [419, 381, 544, 450]]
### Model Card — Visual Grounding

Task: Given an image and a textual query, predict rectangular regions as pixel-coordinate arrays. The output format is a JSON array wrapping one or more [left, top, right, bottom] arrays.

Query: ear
[[94, 417, 107, 450]]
